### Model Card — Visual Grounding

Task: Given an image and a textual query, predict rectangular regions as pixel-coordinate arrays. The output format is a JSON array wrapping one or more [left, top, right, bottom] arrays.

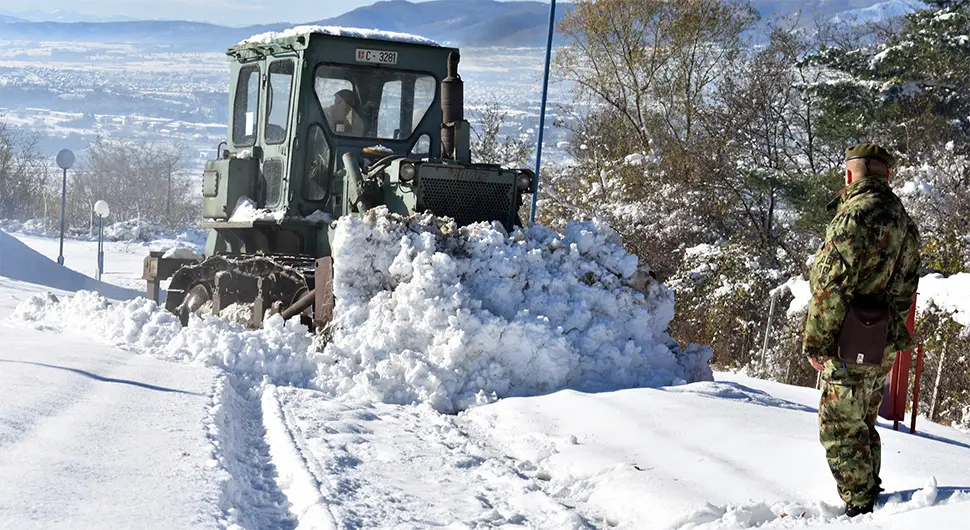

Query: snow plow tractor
[[142, 27, 536, 330]]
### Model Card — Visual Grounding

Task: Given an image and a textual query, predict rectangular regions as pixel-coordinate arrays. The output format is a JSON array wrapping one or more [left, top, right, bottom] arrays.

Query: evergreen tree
[[806, 1, 970, 157]]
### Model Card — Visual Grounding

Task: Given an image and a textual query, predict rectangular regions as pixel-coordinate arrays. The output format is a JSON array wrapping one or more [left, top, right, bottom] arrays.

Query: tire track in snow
[[260, 384, 338, 529], [262, 385, 593, 529], [205, 376, 299, 530]]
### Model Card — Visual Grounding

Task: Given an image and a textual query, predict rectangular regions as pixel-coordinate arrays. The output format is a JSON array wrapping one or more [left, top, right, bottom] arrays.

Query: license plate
[[356, 48, 398, 65]]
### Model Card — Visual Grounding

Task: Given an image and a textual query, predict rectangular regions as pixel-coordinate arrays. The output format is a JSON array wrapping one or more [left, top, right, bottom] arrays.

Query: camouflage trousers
[[818, 355, 895, 506]]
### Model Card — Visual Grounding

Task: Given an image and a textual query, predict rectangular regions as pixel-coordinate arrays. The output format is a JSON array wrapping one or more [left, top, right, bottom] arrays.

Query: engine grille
[[421, 176, 516, 230]]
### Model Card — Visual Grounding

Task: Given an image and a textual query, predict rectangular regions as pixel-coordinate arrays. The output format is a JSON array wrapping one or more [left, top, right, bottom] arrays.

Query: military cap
[[845, 143, 895, 169]]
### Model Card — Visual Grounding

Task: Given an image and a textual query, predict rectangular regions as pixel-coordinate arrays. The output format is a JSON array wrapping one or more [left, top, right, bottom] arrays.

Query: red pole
[[882, 295, 918, 424], [894, 360, 902, 431], [911, 343, 924, 435]]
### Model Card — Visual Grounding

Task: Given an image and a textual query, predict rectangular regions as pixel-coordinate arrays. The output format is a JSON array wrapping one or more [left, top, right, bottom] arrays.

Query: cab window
[[265, 60, 294, 145], [304, 124, 331, 201], [232, 64, 260, 146], [313, 65, 436, 140]]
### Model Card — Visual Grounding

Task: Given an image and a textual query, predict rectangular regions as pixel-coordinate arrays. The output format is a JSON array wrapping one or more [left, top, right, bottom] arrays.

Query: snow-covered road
[[4, 227, 970, 529], [0, 323, 222, 529], [262, 385, 590, 529]]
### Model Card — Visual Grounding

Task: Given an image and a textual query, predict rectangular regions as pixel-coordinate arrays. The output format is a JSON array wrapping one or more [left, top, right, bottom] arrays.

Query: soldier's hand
[[808, 357, 826, 372]]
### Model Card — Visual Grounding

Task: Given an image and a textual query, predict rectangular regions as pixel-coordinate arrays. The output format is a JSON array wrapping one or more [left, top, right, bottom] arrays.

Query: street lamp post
[[55, 149, 75, 266], [93, 200, 110, 281]]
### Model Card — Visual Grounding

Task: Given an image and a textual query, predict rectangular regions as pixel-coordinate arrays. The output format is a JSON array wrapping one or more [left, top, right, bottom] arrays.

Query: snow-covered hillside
[[831, 0, 926, 23], [2, 223, 970, 529]]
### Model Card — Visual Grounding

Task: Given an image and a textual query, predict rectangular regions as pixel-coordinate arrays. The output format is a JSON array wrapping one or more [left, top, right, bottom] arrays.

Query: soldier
[[803, 144, 921, 516], [323, 89, 365, 136]]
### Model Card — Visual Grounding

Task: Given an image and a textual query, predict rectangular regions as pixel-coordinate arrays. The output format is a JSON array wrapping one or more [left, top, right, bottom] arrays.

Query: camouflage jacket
[[803, 176, 921, 361]]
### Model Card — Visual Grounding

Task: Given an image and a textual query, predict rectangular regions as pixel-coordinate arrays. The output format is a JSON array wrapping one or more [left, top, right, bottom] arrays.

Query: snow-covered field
[[2, 222, 969, 529]]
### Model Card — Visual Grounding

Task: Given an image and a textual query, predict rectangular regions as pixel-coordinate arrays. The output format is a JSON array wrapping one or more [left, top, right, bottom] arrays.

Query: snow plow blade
[[147, 253, 334, 331]]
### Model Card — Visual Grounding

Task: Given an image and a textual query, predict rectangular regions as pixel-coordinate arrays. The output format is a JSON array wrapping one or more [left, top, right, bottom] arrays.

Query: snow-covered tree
[[806, 0, 970, 155]]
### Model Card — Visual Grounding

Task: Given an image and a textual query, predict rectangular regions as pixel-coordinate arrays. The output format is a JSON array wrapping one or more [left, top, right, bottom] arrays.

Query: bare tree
[[0, 122, 50, 220], [70, 137, 197, 227], [469, 99, 534, 168]]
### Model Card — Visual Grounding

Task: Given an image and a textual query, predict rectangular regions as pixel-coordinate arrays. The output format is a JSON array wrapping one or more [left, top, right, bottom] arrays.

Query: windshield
[[314, 65, 436, 140]]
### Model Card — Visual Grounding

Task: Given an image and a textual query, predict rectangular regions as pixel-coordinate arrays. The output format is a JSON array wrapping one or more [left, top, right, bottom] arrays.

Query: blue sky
[[2, 0, 546, 27]]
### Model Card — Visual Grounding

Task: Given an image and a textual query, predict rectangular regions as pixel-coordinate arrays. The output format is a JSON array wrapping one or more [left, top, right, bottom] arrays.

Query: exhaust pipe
[[441, 51, 466, 161]]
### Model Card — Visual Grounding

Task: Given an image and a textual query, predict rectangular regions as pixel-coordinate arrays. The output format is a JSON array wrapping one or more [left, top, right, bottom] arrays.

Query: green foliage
[[922, 231, 968, 274]]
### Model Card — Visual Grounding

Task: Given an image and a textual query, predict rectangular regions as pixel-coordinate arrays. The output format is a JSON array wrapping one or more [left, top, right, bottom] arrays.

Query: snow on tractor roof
[[240, 25, 441, 47]]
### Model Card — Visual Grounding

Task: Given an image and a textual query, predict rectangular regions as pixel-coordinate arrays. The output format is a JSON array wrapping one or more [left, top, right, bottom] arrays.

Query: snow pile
[[0, 218, 57, 237], [8, 208, 712, 413], [315, 208, 713, 412], [917, 273, 970, 327], [303, 210, 334, 224], [103, 218, 198, 243], [2, 217, 206, 249], [241, 25, 440, 47], [225, 197, 333, 225], [162, 246, 203, 260], [11, 292, 323, 388], [228, 197, 285, 223], [0, 229, 138, 300]]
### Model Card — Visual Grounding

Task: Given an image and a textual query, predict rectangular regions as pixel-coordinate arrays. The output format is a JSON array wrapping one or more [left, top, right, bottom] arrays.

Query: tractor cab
[[206, 29, 452, 219], [150, 27, 534, 329]]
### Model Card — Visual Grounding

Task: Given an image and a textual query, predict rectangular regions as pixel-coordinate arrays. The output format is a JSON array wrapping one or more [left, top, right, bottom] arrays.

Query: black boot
[[845, 500, 875, 517]]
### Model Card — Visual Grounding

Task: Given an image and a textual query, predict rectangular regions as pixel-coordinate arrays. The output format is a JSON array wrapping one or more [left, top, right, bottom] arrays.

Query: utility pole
[[166, 161, 172, 223]]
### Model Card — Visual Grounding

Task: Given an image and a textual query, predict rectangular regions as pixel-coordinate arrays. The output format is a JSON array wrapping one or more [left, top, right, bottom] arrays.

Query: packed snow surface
[[11, 208, 711, 413], [462, 373, 970, 529], [0, 230, 139, 301], [0, 325, 224, 529], [241, 25, 440, 47]]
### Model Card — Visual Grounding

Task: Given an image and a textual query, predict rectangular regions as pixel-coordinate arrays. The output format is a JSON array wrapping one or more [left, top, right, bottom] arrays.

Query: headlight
[[516, 172, 533, 191], [400, 162, 417, 182]]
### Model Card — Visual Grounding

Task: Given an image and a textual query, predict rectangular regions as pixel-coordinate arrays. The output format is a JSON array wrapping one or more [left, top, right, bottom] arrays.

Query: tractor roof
[[237, 25, 440, 49]]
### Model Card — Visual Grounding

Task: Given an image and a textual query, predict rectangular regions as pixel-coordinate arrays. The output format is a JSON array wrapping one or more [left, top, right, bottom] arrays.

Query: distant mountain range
[[0, 8, 137, 23], [0, 0, 928, 50]]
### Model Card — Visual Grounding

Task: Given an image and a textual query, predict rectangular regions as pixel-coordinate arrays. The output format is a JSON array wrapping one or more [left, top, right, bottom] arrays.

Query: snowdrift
[[785, 273, 970, 325], [317, 209, 713, 411], [10, 210, 712, 412], [0, 230, 139, 300], [1, 217, 206, 245]]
